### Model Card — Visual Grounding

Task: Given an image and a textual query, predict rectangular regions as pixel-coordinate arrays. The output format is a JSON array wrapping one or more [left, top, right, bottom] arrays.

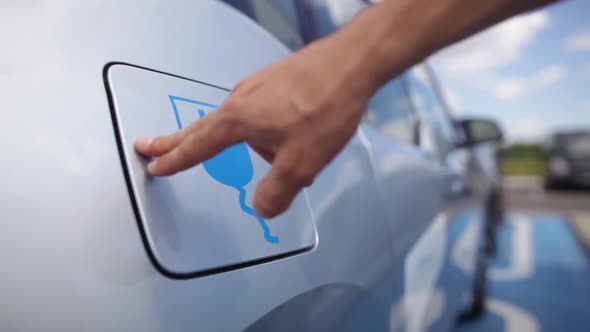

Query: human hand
[[133, 0, 555, 218], [134, 36, 377, 218]]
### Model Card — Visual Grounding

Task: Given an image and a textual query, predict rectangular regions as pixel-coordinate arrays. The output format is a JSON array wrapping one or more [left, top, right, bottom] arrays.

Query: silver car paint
[[107, 64, 317, 276], [0, 0, 480, 331]]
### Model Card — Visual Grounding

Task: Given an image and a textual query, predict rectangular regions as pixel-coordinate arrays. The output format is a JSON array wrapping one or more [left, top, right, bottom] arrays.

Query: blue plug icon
[[169, 96, 279, 244]]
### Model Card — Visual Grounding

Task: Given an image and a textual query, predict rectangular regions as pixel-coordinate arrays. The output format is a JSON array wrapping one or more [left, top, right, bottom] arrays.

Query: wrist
[[326, 0, 553, 93], [323, 2, 420, 94]]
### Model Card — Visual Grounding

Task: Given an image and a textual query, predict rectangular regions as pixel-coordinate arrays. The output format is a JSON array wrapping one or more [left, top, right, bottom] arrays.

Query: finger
[[134, 118, 204, 157], [147, 112, 245, 176], [253, 148, 313, 218], [135, 132, 183, 157]]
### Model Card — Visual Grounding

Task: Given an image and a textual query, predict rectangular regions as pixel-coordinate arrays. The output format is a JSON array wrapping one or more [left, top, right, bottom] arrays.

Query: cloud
[[491, 64, 566, 99], [432, 11, 550, 75], [535, 64, 566, 87], [565, 30, 590, 52], [506, 117, 547, 142], [493, 78, 527, 99]]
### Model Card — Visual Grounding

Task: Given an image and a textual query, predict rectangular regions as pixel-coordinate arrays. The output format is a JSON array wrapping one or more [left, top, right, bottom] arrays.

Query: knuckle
[[292, 94, 325, 119], [221, 96, 244, 115], [215, 113, 245, 143]]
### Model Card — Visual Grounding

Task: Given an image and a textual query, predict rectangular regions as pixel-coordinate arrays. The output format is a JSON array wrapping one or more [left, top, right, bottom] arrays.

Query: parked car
[[544, 130, 590, 188], [0, 0, 503, 331]]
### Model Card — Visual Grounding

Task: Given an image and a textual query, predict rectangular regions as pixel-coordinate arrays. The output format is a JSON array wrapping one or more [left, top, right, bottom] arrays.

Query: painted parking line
[[455, 213, 590, 332], [489, 215, 534, 281], [484, 297, 539, 332], [570, 211, 590, 253], [451, 214, 535, 281]]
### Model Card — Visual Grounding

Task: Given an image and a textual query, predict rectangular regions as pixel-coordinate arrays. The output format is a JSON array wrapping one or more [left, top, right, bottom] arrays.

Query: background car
[[0, 0, 503, 331], [544, 130, 590, 188]]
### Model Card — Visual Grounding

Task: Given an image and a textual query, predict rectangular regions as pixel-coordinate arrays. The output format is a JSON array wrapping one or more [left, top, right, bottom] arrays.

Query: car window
[[304, 0, 365, 37], [221, 0, 305, 50], [405, 65, 456, 156], [363, 77, 414, 144]]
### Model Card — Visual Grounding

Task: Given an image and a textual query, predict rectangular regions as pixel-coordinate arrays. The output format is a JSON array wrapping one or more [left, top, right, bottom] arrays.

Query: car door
[[215, 2, 402, 330], [359, 72, 465, 332], [234, 2, 491, 329], [294, 1, 483, 330], [351, 62, 486, 331], [402, 64, 487, 327]]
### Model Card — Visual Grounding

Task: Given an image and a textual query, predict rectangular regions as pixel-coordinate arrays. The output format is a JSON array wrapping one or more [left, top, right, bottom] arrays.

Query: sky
[[430, 0, 590, 143]]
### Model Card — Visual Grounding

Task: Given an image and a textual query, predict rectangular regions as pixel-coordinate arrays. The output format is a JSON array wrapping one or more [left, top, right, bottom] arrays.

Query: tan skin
[[135, 0, 558, 218]]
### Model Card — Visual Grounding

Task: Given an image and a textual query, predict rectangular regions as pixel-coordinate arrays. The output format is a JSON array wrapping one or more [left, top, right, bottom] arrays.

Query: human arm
[[135, 0, 558, 218]]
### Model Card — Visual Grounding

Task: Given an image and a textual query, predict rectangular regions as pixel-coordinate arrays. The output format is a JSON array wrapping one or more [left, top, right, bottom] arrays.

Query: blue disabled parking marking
[[456, 214, 590, 332], [534, 215, 587, 269]]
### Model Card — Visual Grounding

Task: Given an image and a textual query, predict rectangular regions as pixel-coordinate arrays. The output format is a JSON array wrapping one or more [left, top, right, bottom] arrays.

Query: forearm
[[137, 0, 562, 219], [326, 0, 559, 91]]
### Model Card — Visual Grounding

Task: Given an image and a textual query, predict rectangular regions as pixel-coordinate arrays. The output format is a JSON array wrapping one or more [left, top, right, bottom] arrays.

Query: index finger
[[147, 110, 246, 176]]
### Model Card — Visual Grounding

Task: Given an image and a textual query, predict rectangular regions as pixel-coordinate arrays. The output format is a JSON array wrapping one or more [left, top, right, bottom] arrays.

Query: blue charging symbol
[[169, 95, 279, 244]]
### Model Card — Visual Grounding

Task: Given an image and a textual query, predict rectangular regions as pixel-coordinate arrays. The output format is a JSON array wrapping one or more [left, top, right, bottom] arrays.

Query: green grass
[[501, 157, 545, 176]]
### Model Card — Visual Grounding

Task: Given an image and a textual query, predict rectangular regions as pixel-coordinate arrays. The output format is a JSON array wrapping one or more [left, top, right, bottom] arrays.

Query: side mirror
[[455, 118, 503, 147]]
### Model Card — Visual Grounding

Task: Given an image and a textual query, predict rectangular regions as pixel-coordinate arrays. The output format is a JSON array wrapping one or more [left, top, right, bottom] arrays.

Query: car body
[[544, 130, 590, 188], [0, 0, 503, 331]]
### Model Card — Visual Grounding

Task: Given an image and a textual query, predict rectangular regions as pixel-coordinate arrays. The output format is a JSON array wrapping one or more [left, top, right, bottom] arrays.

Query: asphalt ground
[[454, 177, 590, 332], [502, 176, 590, 213]]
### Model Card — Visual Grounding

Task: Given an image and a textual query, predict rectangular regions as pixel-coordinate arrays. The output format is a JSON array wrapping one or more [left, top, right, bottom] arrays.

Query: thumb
[[253, 148, 313, 218]]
